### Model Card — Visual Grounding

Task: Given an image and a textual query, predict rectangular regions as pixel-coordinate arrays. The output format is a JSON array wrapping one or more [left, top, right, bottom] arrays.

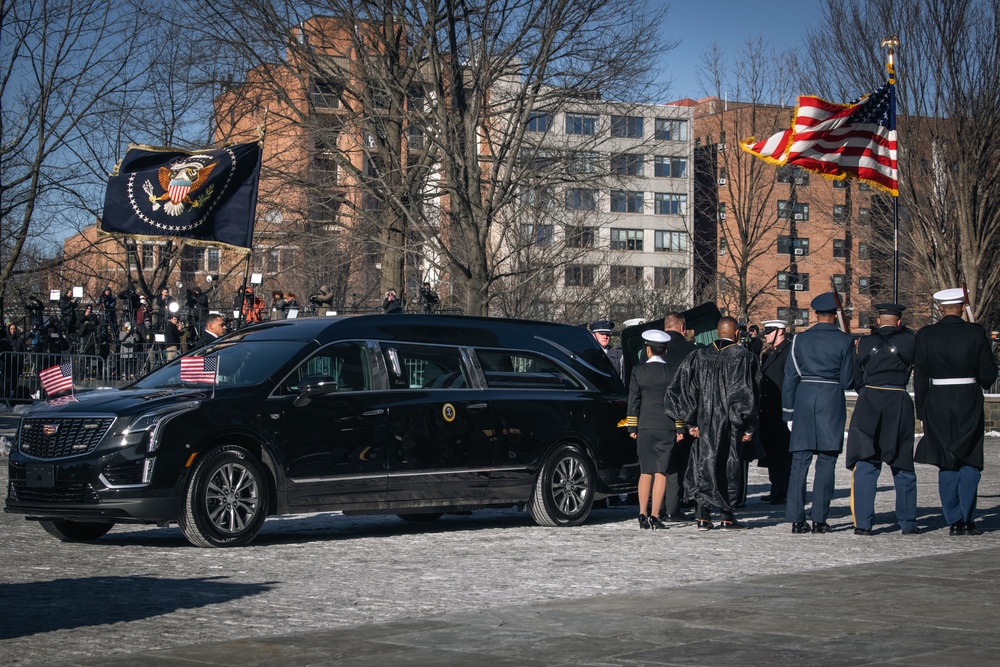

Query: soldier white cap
[[641, 329, 671, 344], [761, 320, 788, 331], [932, 288, 965, 305], [622, 318, 646, 328]]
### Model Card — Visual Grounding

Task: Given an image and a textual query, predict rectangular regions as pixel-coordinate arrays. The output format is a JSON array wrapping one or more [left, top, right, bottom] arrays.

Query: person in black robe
[[913, 288, 998, 535], [666, 317, 759, 531], [757, 320, 793, 505], [846, 303, 919, 535]]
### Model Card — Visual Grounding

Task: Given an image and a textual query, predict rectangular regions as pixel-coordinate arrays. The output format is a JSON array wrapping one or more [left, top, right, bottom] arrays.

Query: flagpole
[[882, 35, 900, 303]]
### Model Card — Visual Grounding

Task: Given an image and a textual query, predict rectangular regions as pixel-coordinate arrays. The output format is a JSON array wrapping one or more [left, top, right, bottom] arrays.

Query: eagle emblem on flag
[[143, 156, 218, 216]]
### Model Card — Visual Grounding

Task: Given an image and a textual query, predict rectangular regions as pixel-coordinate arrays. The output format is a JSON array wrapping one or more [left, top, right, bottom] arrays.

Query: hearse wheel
[[179, 446, 269, 548], [39, 519, 114, 542], [528, 443, 595, 527]]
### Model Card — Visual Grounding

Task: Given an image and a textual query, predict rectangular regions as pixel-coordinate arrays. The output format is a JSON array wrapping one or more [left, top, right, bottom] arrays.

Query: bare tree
[[807, 0, 1000, 324]]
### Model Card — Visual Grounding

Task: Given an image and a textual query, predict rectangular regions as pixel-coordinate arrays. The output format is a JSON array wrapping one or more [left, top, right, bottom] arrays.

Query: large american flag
[[180, 355, 219, 384], [741, 80, 898, 195], [39, 362, 74, 397]]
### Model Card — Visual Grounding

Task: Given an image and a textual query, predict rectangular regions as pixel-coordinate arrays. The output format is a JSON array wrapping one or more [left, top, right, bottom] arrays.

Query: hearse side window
[[279, 342, 372, 394], [381, 343, 469, 389], [476, 350, 583, 390]]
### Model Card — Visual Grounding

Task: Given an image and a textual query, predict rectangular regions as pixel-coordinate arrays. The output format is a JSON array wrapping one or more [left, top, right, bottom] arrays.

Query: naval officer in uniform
[[913, 288, 998, 535], [782, 293, 855, 534], [847, 303, 920, 535]]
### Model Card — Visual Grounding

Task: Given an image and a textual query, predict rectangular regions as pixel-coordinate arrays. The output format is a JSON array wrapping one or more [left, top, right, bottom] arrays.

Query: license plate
[[26, 464, 55, 488]]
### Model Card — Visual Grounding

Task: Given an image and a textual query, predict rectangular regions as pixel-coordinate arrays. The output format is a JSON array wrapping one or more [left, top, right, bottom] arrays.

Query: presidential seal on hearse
[[6, 315, 636, 547]]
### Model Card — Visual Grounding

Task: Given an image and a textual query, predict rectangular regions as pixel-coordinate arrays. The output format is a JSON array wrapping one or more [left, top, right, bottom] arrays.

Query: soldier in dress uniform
[[757, 320, 793, 505], [626, 329, 678, 530], [782, 293, 855, 534], [913, 288, 998, 535], [847, 303, 920, 535], [590, 320, 623, 380]]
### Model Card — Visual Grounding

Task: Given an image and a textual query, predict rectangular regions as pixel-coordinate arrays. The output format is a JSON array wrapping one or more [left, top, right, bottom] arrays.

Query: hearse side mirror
[[292, 374, 339, 407]]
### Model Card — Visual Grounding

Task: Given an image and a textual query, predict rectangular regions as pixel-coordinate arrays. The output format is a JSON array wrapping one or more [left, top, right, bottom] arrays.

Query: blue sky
[[657, 0, 826, 101]]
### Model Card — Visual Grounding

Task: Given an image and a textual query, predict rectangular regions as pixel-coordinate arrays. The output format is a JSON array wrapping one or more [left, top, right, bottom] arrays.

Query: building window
[[309, 80, 342, 109], [832, 274, 847, 291], [520, 185, 554, 210], [610, 265, 644, 287], [207, 248, 220, 273], [778, 307, 809, 326], [859, 276, 871, 294], [611, 153, 644, 176], [858, 312, 872, 329], [778, 200, 810, 220], [526, 111, 551, 132], [407, 125, 424, 150], [565, 265, 596, 287], [833, 179, 848, 189], [565, 225, 596, 248], [565, 188, 598, 211], [777, 236, 810, 256], [611, 190, 644, 213], [654, 118, 687, 141], [654, 192, 687, 216], [718, 167, 728, 184], [566, 113, 597, 135], [777, 272, 809, 291], [718, 202, 727, 220], [833, 239, 848, 258], [254, 248, 281, 274], [654, 230, 688, 252], [859, 207, 870, 225], [610, 228, 643, 251], [777, 166, 810, 185], [654, 267, 687, 288], [833, 204, 847, 222], [568, 151, 599, 174], [654, 156, 687, 178], [611, 115, 643, 138], [719, 238, 728, 255], [858, 243, 870, 260], [521, 223, 554, 246]]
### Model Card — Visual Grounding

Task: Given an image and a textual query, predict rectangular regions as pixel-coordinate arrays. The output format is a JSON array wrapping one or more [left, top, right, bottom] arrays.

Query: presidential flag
[[741, 80, 898, 195], [101, 141, 262, 249], [39, 362, 74, 396], [180, 356, 219, 384]]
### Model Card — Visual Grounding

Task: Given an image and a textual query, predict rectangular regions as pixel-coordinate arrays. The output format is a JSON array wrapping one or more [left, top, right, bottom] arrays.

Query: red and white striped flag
[[39, 362, 74, 396], [741, 80, 898, 195], [180, 355, 219, 384]]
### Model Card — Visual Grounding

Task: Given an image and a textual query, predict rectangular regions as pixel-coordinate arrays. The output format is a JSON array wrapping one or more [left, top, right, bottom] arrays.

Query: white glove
[[786, 421, 793, 430]]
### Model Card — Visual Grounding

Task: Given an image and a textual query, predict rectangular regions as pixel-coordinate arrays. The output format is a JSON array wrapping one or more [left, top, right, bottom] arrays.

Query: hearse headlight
[[122, 402, 200, 453]]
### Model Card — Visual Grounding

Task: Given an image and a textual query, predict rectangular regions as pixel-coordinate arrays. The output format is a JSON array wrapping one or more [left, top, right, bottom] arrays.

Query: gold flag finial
[[881, 35, 899, 82]]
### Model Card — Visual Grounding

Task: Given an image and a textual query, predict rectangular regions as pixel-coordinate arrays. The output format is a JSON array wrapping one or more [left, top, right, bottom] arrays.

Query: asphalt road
[[3, 439, 1000, 666]]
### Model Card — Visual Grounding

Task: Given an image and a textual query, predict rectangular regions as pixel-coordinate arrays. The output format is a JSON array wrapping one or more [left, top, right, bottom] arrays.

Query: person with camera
[[382, 289, 403, 314], [99, 286, 118, 331], [164, 313, 182, 361], [418, 282, 440, 314], [309, 285, 335, 316], [24, 295, 45, 329], [270, 291, 286, 320], [118, 283, 141, 327], [153, 288, 175, 330], [78, 305, 100, 356], [283, 292, 300, 317], [186, 286, 209, 329], [59, 290, 78, 334]]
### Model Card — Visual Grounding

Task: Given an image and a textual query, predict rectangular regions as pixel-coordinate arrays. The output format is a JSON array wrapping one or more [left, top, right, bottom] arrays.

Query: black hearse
[[6, 315, 636, 547]]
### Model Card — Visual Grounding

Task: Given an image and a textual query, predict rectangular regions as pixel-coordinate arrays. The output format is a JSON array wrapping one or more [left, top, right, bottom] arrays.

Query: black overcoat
[[758, 336, 792, 465]]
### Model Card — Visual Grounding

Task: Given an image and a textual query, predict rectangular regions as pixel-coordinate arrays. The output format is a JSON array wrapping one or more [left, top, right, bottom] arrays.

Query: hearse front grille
[[19, 417, 115, 459]]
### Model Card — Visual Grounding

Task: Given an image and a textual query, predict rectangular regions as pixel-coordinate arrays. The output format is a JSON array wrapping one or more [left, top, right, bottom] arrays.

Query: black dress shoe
[[648, 516, 667, 531], [768, 496, 787, 505], [812, 522, 832, 534], [760, 494, 773, 502], [696, 519, 713, 531], [965, 522, 984, 536], [719, 520, 747, 531], [791, 522, 812, 534], [853, 528, 872, 536], [638, 514, 650, 530], [900, 527, 923, 535], [949, 521, 967, 536]]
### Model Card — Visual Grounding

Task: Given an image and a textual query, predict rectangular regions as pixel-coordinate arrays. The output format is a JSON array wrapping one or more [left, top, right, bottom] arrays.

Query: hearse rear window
[[382, 343, 470, 389], [476, 350, 583, 390]]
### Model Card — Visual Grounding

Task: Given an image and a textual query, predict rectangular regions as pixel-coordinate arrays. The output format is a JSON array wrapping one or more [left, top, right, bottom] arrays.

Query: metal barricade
[[1, 351, 110, 403]]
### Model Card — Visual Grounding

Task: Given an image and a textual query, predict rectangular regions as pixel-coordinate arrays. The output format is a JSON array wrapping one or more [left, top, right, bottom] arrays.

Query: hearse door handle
[[467, 403, 488, 410], [363, 409, 385, 416]]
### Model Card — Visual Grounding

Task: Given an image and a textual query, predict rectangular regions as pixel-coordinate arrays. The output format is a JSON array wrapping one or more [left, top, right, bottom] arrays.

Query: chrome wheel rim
[[205, 462, 259, 534], [550, 455, 589, 515]]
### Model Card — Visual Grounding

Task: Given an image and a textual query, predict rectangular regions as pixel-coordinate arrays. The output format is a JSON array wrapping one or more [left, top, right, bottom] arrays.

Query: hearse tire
[[397, 513, 444, 523], [39, 520, 114, 542], [528, 444, 595, 527], [179, 446, 269, 548]]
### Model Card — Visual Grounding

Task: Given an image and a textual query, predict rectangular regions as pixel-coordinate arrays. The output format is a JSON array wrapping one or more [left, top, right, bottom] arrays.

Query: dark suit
[[193, 330, 220, 350], [847, 325, 917, 531], [627, 357, 682, 516], [758, 335, 793, 501], [913, 315, 998, 526], [782, 322, 855, 524]]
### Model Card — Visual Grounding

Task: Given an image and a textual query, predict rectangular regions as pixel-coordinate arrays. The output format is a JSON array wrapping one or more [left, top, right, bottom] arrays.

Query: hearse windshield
[[132, 341, 304, 389]]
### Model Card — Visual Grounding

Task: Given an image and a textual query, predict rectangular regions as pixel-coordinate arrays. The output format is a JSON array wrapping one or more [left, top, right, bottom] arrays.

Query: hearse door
[[379, 342, 492, 504], [277, 341, 388, 508]]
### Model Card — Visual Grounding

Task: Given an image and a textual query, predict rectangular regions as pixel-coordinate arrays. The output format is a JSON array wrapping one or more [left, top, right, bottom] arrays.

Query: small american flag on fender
[[180, 356, 218, 384], [39, 362, 74, 396]]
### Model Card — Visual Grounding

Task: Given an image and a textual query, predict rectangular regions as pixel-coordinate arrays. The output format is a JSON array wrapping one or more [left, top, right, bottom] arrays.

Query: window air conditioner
[[717, 143, 725, 152], [794, 213, 804, 220], [718, 178, 727, 185], [794, 248, 804, 255], [718, 212, 726, 220], [794, 318, 806, 325], [793, 284, 805, 291]]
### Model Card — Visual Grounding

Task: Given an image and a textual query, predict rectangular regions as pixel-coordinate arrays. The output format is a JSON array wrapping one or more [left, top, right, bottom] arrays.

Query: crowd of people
[[605, 286, 998, 536]]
